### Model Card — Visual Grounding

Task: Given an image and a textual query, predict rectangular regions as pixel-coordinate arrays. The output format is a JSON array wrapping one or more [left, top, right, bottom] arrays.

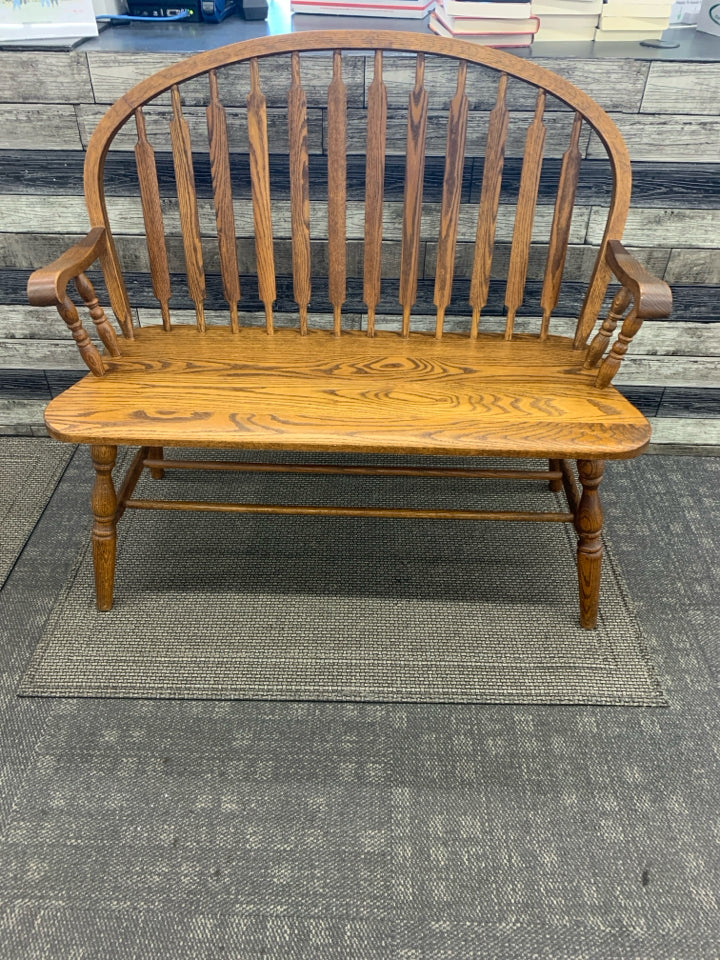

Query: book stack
[[290, 0, 435, 18], [594, 0, 673, 41], [429, 0, 540, 46], [532, 0, 602, 42]]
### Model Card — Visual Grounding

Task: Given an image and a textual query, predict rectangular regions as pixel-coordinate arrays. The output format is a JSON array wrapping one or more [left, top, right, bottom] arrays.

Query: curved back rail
[[83, 30, 633, 351]]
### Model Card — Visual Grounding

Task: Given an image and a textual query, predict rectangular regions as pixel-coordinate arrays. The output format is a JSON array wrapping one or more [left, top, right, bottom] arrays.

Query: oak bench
[[27, 30, 672, 628]]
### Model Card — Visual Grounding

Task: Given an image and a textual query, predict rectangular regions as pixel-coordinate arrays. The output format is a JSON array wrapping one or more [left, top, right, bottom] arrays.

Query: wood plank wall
[[1, 50, 718, 444]]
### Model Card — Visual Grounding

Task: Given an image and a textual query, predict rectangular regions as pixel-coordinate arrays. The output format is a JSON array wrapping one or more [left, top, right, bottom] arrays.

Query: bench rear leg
[[575, 459, 605, 630], [147, 446, 165, 479], [549, 458, 563, 492], [91, 444, 118, 612]]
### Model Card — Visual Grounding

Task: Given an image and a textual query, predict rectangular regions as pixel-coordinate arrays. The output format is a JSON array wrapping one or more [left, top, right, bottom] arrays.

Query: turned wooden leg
[[575, 460, 605, 629], [549, 458, 563, 492], [147, 446, 165, 480], [91, 444, 118, 612]]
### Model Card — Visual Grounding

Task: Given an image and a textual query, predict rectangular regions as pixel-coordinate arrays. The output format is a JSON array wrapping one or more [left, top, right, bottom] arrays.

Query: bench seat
[[45, 326, 650, 459]]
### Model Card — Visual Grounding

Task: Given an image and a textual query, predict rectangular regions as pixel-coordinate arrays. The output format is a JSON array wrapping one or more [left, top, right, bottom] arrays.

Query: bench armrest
[[605, 240, 672, 321], [585, 240, 672, 388], [26, 227, 120, 377], [27, 227, 107, 306]]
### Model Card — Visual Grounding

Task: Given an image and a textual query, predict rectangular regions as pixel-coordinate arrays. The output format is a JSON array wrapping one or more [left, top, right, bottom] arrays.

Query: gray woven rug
[[19, 458, 667, 705], [0, 437, 73, 589]]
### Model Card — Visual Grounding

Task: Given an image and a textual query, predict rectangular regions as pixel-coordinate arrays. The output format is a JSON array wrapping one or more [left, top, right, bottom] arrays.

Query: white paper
[[0, 0, 99, 42]]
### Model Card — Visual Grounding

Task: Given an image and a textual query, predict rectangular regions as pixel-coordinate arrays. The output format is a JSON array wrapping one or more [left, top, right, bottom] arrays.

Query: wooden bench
[[27, 31, 672, 629]]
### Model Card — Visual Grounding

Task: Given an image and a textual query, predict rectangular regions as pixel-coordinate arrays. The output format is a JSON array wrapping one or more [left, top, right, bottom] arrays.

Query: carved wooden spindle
[[540, 112, 583, 339], [91, 444, 118, 611], [207, 70, 241, 333], [288, 52, 312, 335], [57, 295, 105, 377], [328, 50, 348, 337], [434, 61, 469, 340], [364, 50, 387, 338], [247, 58, 276, 335], [505, 90, 546, 340], [400, 53, 428, 338], [170, 85, 206, 333], [100, 236, 135, 340], [469, 74, 509, 338], [584, 286, 632, 369], [75, 272, 121, 357], [575, 459, 604, 629], [134, 106, 173, 331], [595, 302, 643, 388]]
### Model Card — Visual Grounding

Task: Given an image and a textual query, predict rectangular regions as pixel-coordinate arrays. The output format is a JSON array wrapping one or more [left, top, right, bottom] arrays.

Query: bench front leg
[[91, 445, 118, 611], [575, 459, 605, 630]]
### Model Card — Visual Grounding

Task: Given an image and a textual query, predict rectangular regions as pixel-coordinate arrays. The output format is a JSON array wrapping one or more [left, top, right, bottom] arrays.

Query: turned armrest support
[[27, 227, 118, 377], [586, 241, 672, 388], [27, 227, 107, 307]]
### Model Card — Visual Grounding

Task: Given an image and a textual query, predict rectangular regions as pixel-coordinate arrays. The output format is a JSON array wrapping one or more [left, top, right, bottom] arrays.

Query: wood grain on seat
[[44, 327, 650, 458]]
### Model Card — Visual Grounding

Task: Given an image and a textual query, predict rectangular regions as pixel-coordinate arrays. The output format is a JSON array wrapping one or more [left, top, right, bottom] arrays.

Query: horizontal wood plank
[[12, 268, 714, 324], [587, 115, 720, 162], [648, 417, 720, 445], [376, 57, 648, 113], [0, 231, 408, 280], [6, 151, 718, 212], [425, 242, 670, 284], [0, 150, 472, 205], [587, 207, 720, 249], [665, 248, 720, 285], [343, 109, 591, 158], [76, 104, 323, 154], [615, 357, 720, 387], [641, 63, 720, 116], [0, 195, 591, 244], [0, 398, 49, 434], [658, 386, 720, 418], [88, 53, 365, 107], [0, 52, 93, 104], [0, 105, 83, 151], [0, 369, 50, 398], [0, 340, 92, 370], [0, 232, 673, 288]]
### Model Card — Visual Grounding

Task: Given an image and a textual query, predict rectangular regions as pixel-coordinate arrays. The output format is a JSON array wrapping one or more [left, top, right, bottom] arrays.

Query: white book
[[430, 13, 537, 42], [435, 6, 540, 30], [436, 0, 532, 18], [533, 0, 602, 14], [599, 14, 671, 28], [435, 3, 538, 27], [604, 0, 672, 8], [593, 26, 665, 38], [536, 13, 599, 37], [291, 0, 434, 13]]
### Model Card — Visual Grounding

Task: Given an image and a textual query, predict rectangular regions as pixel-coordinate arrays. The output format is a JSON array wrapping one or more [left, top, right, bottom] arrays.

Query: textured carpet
[[1, 447, 720, 958], [20, 459, 666, 705], [0, 437, 72, 589]]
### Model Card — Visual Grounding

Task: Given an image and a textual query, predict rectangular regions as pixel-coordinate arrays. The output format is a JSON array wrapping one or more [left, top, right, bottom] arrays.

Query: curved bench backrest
[[84, 30, 632, 347]]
